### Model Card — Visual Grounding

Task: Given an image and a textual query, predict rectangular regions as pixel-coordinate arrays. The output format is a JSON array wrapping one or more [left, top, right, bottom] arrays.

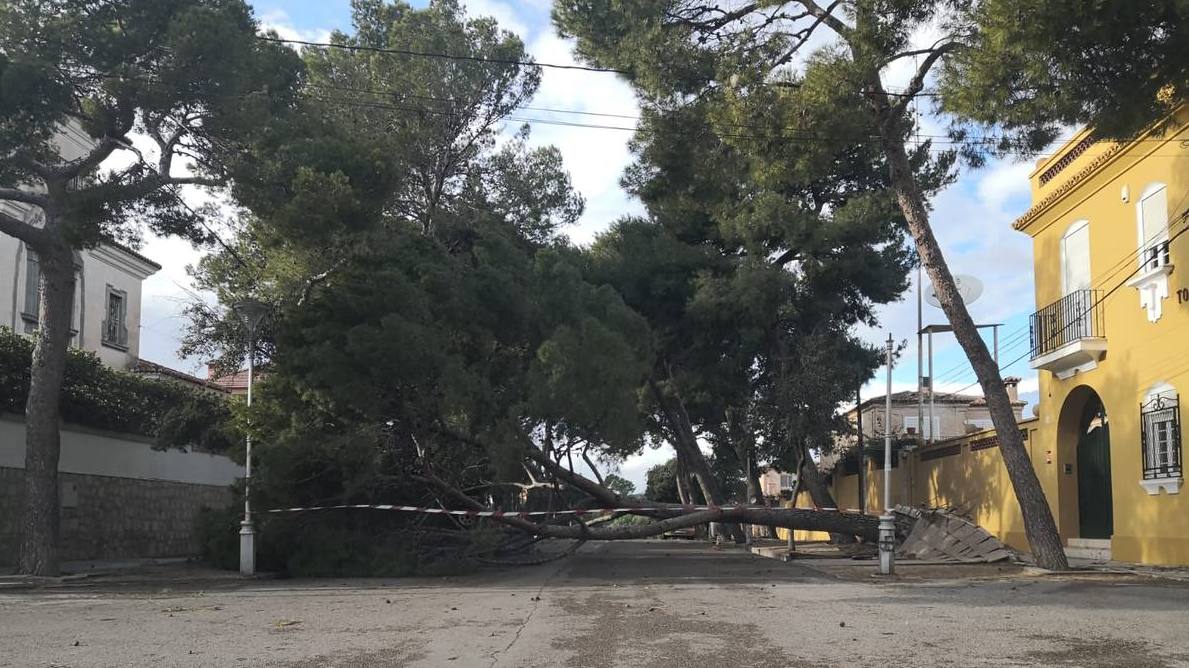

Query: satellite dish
[[925, 274, 983, 308]]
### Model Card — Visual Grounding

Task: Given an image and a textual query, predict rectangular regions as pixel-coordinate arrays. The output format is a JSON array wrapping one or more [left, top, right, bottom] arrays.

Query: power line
[[933, 206, 1189, 401], [257, 35, 632, 74], [300, 91, 1189, 158], [925, 188, 1189, 387]]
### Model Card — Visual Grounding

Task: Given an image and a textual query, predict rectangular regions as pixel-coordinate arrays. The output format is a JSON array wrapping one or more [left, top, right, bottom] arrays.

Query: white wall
[[80, 246, 154, 367], [0, 124, 157, 369], [0, 416, 243, 487]]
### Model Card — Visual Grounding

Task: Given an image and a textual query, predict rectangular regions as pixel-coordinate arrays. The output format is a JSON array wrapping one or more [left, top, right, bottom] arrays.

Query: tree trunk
[[648, 379, 746, 542], [511, 506, 881, 542], [419, 469, 883, 541], [673, 455, 692, 506], [18, 245, 75, 576], [877, 128, 1069, 571], [798, 448, 856, 545]]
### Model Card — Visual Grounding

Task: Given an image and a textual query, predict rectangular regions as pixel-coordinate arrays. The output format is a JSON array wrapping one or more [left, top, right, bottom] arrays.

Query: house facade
[[848, 380, 1026, 444], [1014, 106, 1189, 564], [0, 123, 160, 370], [789, 109, 1189, 566]]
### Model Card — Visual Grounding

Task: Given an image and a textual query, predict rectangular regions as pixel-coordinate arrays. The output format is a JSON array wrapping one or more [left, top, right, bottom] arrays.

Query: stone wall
[[0, 415, 242, 566], [0, 468, 232, 564]]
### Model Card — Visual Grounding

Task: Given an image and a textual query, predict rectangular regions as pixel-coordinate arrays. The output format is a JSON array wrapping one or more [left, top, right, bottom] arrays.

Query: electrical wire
[[931, 206, 1189, 401]]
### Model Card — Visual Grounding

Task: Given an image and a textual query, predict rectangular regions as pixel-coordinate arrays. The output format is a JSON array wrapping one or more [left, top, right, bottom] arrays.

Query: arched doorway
[[1075, 394, 1113, 539]]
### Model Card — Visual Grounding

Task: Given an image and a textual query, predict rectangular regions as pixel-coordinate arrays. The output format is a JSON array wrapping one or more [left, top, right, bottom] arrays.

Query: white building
[[0, 124, 160, 369]]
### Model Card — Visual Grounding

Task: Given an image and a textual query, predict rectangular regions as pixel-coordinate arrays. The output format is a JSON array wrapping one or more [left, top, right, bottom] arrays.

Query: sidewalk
[[0, 558, 263, 591], [750, 539, 1189, 584]]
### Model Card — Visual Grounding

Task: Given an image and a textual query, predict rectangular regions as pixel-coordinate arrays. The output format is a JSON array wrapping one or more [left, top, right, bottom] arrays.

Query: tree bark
[[648, 379, 746, 542], [417, 470, 883, 541], [876, 126, 1069, 571], [673, 455, 692, 506], [512, 506, 881, 542], [797, 449, 857, 545], [18, 243, 75, 576]]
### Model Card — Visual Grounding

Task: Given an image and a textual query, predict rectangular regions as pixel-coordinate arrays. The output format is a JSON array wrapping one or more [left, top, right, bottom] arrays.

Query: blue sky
[[135, 1, 1048, 489]]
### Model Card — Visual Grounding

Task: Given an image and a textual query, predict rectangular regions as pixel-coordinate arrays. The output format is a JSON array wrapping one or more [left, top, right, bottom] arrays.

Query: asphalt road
[[2, 540, 1189, 667]]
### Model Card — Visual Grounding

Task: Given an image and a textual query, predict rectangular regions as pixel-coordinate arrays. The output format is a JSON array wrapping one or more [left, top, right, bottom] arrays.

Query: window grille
[[102, 286, 129, 349], [1141, 392, 1181, 481]]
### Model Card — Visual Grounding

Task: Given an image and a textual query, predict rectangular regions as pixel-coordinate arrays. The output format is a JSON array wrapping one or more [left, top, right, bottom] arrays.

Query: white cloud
[[258, 8, 333, 44], [520, 32, 644, 244], [977, 159, 1036, 209], [463, 0, 530, 40]]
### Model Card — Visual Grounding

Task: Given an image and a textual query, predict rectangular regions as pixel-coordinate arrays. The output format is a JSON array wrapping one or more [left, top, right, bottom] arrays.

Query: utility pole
[[856, 385, 866, 515], [878, 334, 896, 576], [918, 265, 925, 447], [233, 299, 270, 577]]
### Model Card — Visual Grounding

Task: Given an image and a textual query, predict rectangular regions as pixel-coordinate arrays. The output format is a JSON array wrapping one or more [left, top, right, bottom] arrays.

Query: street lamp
[[232, 298, 269, 576], [879, 333, 896, 576]]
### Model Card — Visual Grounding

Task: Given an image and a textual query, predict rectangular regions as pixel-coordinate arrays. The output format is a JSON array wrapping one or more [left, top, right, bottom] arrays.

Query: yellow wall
[[907, 424, 1037, 552], [1020, 107, 1189, 565]]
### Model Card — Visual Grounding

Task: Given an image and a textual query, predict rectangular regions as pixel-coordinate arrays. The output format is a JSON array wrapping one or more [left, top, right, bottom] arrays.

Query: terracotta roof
[[104, 240, 163, 271], [854, 391, 982, 410], [130, 359, 228, 392]]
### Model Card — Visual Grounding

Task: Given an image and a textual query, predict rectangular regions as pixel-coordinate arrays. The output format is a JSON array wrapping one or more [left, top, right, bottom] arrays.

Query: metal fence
[[1029, 289, 1103, 359]]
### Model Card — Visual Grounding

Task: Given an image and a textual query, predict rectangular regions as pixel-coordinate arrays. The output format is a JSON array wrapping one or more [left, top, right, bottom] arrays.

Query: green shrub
[[195, 504, 504, 577], [0, 327, 237, 451]]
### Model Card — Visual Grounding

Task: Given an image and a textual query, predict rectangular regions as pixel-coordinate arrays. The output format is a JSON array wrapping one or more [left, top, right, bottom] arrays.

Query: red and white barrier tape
[[266, 503, 862, 517]]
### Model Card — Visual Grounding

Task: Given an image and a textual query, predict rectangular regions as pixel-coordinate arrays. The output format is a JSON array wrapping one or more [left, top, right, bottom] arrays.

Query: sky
[[134, 0, 1047, 492]]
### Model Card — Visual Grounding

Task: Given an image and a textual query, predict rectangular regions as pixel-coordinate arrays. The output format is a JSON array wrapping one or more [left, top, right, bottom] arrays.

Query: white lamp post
[[232, 298, 269, 576], [879, 333, 896, 576]]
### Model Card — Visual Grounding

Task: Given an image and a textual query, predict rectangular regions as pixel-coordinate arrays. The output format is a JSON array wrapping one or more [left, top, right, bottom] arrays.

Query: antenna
[[925, 274, 984, 308]]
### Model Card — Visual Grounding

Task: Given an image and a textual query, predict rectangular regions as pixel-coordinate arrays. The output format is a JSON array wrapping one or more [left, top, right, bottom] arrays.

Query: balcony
[[1029, 289, 1106, 379]]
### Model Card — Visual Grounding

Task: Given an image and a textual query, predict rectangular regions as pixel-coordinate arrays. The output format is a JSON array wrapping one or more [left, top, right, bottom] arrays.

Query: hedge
[[0, 327, 238, 452]]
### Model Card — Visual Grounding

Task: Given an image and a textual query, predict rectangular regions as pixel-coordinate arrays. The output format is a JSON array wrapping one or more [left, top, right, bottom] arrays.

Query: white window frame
[[1127, 183, 1173, 322], [904, 415, 941, 440], [1136, 183, 1171, 271], [966, 418, 995, 431], [1140, 383, 1181, 495]]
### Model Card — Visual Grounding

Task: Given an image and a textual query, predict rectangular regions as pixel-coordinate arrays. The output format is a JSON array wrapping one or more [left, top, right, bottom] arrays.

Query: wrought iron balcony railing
[[1029, 289, 1104, 360]]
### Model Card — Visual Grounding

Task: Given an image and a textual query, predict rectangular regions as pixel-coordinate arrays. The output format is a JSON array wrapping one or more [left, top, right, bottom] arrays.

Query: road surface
[[2, 540, 1188, 667]]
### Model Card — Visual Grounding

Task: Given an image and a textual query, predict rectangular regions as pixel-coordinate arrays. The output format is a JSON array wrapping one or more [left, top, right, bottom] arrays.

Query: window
[[1061, 220, 1091, 296], [1140, 386, 1181, 491], [1138, 185, 1170, 271], [102, 286, 129, 349], [904, 415, 941, 440], [22, 249, 40, 332], [966, 418, 995, 432]]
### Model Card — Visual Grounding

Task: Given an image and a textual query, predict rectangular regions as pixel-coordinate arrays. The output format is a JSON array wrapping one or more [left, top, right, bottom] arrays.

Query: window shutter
[[904, 416, 918, 434], [1061, 223, 1091, 294], [1141, 187, 1168, 246], [119, 293, 128, 345], [24, 250, 40, 317]]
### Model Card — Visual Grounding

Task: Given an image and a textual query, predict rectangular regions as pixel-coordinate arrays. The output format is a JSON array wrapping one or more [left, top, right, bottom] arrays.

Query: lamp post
[[232, 298, 269, 576], [879, 334, 896, 576]]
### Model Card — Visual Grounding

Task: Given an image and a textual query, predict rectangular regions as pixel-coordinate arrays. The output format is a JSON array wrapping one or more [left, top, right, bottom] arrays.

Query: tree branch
[[0, 189, 48, 208], [56, 136, 122, 180], [792, 0, 850, 37], [890, 42, 960, 116], [0, 209, 48, 247]]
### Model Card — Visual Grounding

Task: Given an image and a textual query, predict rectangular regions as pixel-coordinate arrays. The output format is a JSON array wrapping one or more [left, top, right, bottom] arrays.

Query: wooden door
[[1077, 401, 1113, 539]]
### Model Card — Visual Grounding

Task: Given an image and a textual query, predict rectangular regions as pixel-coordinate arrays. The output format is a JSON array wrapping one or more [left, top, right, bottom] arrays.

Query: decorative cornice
[[88, 243, 161, 279], [1012, 142, 1127, 232]]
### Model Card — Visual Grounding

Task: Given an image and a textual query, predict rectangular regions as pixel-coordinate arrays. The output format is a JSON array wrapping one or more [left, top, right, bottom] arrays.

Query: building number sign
[[1178, 287, 1189, 304]]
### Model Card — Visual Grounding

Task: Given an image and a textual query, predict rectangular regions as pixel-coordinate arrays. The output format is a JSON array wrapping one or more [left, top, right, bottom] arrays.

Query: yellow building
[[795, 109, 1189, 565], [1014, 106, 1189, 565]]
